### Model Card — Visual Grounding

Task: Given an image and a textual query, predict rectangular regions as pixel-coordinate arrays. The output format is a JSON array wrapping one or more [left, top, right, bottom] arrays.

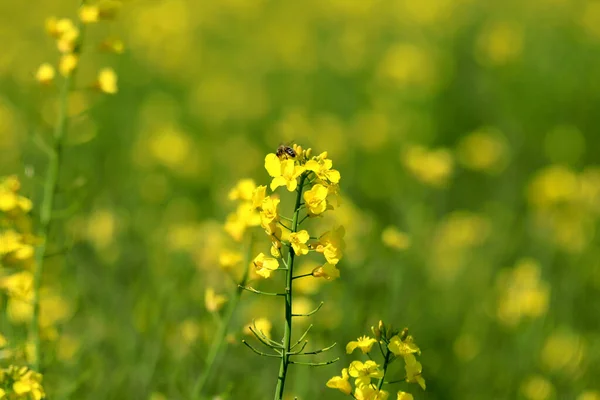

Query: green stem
[[273, 174, 307, 400], [376, 345, 392, 391], [193, 235, 254, 398], [31, 2, 87, 371]]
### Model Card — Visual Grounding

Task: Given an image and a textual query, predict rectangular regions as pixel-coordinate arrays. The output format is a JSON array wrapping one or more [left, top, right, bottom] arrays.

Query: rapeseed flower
[[265, 154, 305, 191], [348, 360, 384, 387], [35, 63, 55, 85], [346, 336, 377, 354], [305, 152, 341, 184], [252, 252, 279, 278], [311, 262, 340, 280], [404, 354, 426, 390], [326, 368, 352, 394], [303, 184, 328, 216], [95, 68, 118, 94], [289, 230, 309, 255], [355, 386, 389, 400]]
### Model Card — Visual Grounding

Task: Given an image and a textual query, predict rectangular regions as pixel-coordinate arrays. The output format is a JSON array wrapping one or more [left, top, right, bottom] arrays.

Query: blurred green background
[[2, 0, 600, 399]]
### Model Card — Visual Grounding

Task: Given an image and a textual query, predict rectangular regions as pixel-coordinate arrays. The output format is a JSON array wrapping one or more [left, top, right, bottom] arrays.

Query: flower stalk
[[273, 173, 307, 400]]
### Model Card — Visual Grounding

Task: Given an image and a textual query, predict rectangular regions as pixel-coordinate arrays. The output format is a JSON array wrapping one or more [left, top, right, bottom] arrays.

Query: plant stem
[[273, 174, 307, 400], [30, 3, 88, 370], [376, 344, 392, 391], [193, 235, 254, 398]]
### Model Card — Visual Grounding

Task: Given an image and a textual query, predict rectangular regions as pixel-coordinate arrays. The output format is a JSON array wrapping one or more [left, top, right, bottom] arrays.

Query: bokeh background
[[2, 0, 600, 399]]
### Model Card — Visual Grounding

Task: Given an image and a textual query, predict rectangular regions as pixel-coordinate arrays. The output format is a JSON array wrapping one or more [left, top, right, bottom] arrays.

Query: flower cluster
[[36, 1, 123, 93], [0, 176, 35, 268], [327, 322, 425, 400], [0, 365, 45, 400], [250, 144, 344, 279]]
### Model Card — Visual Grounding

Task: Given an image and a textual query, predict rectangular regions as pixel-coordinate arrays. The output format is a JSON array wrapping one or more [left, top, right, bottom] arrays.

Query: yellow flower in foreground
[[326, 368, 352, 395], [59, 54, 78, 77], [96, 68, 118, 94], [305, 152, 341, 184], [35, 63, 55, 85], [404, 354, 426, 390], [348, 360, 384, 388], [260, 196, 280, 226], [347, 336, 377, 354], [289, 230, 309, 256], [303, 184, 328, 216], [355, 386, 389, 400], [265, 154, 305, 192], [3, 365, 45, 400], [316, 226, 345, 264], [397, 392, 414, 400], [252, 252, 279, 278], [251, 185, 267, 209], [388, 335, 420, 357], [311, 263, 340, 280], [204, 287, 227, 312]]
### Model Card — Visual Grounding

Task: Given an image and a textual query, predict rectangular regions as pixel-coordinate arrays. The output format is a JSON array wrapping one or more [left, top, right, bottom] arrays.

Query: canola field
[[1, 1, 600, 399]]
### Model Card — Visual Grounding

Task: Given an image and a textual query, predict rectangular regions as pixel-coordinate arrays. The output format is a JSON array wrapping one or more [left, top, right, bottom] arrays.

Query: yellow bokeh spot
[[381, 226, 411, 250], [521, 375, 554, 400], [476, 21, 524, 66], [457, 128, 508, 173], [403, 145, 454, 188], [35, 63, 55, 85], [540, 330, 584, 374], [96, 68, 118, 94]]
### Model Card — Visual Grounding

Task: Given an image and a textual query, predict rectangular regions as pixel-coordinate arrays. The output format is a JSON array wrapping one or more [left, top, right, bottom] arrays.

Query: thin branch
[[249, 325, 284, 349], [292, 342, 336, 356], [290, 324, 313, 350], [241, 340, 282, 358], [288, 341, 308, 355], [290, 358, 339, 366], [291, 273, 313, 281], [238, 285, 285, 296], [292, 301, 323, 317]]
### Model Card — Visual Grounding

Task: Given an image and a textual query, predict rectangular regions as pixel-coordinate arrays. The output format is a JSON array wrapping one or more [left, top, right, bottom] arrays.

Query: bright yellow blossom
[[397, 392, 414, 400], [404, 354, 426, 390], [265, 154, 305, 192], [59, 54, 78, 77], [260, 196, 280, 226], [312, 263, 340, 280], [355, 386, 389, 400], [305, 152, 341, 184], [388, 335, 420, 357], [35, 63, 55, 85], [289, 230, 309, 256], [251, 185, 267, 209], [204, 287, 227, 312], [348, 360, 384, 388], [1, 365, 45, 400], [316, 226, 345, 264], [346, 336, 377, 354], [96, 68, 118, 94], [303, 184, 328, 216], [326, 368, 352, 395], [252, 252, 279, 278]]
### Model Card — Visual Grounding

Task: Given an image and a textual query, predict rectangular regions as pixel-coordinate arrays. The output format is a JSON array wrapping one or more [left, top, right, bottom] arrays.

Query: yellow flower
[[79, 5, 99, 23], [346, 336, 378, 354], [289, 230, 309, 256], [204, 287, 227, 312], [228, 179, 256, 202], [397, 392, 414, 400], [260, 196, 280, 226], [305, 152, 341, 184], [265, 154, 305, 191], [45, 17, 75, 39], [252, 252, 279, 278], [326, 368, 352, 395], [4, 366, 45, 400], [251, 185, 267, 209], [59, 54, 78, 77], [404, 354, 426, 390], [348, 360, 384, 388], [403, 145, 454, 188], [35, 63, 55, 85], [388, 335, 420, 357], [96, 68, 118, 94], [311, 263, 340, 280], [355, 386, 389, 400], [316, 226, 345, 264], [303, 184, 329, 216]]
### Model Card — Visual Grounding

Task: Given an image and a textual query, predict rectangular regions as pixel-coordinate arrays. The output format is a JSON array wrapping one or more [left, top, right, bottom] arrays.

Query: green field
[[1, 1, 600, 399]]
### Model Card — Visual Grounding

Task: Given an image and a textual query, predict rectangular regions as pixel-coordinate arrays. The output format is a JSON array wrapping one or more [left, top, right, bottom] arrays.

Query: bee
[[276, 144, 297, 159]]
